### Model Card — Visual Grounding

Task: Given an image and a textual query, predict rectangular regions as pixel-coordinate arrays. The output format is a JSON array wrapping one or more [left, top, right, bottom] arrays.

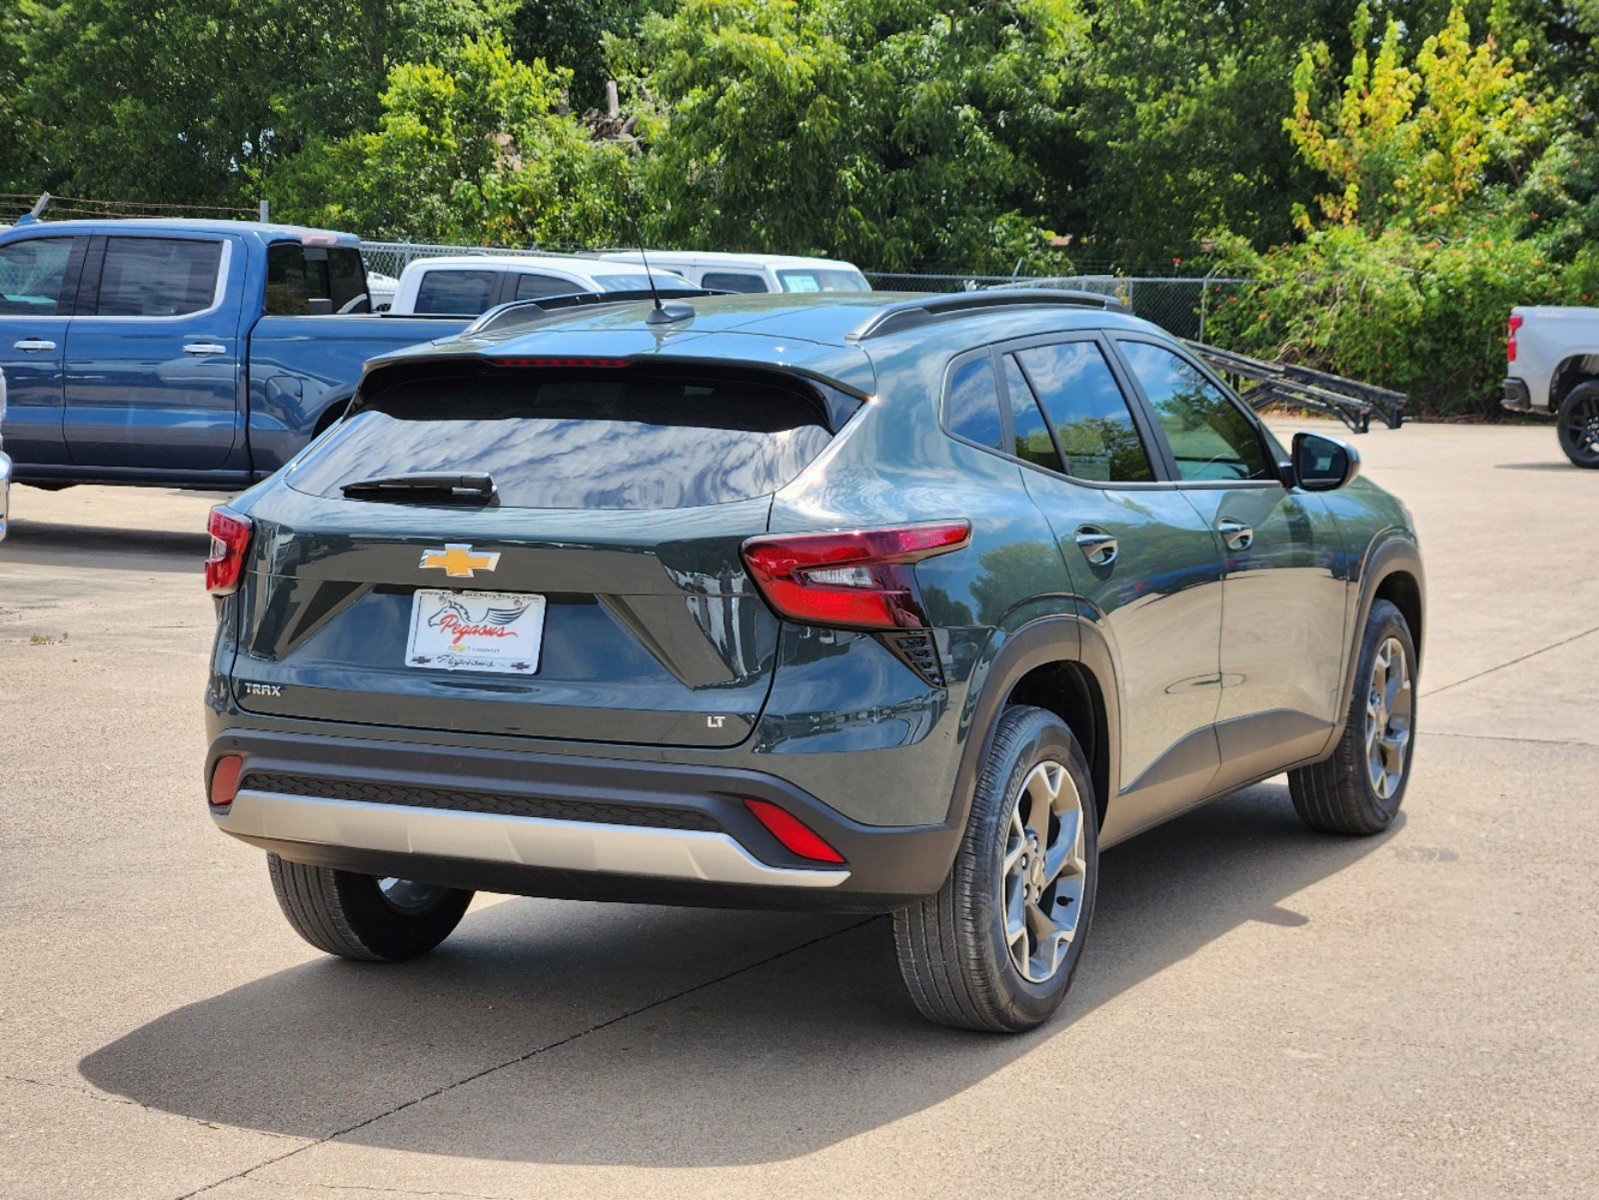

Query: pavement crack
[[1421, 624, 1599, 699], [1426, 730, 1597, 749], [171, 917, 878, 1199]]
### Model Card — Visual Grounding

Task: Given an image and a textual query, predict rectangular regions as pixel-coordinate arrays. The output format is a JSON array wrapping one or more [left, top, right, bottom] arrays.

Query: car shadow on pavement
[[80, 781, 1394, 1166], [1, 519, 210, 572]]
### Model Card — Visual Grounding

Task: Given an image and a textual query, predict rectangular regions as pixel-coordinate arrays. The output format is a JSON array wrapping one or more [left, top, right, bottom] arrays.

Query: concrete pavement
[[1, 419, 1595, 1198]]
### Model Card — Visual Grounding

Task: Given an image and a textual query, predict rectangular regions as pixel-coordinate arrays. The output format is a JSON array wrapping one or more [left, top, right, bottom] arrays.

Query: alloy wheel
[[1561, 394, 1599, 465], [1001, 761, 1088, 984], [1364, 637, 1413, 800]]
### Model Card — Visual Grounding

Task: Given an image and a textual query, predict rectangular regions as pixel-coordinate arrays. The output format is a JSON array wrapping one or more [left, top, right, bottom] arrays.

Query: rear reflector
[[741, 521, 971, 631], [743, 799, 845, 864], [205, 506, 252, 594], [209, 755, 243, 808]]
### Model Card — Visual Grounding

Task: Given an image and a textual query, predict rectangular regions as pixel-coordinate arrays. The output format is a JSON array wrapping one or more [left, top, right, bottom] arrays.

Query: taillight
[[205, 506, 252, 594], [209, 754, 243, 808], [743, 799, 845, 864], [1508, 313, 1523, 362], [741, 521, 971, 631]]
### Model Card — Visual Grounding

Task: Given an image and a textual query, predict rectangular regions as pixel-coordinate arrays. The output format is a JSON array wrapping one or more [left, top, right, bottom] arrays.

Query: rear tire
[[893, 706, 1099, 1033], [1556, 382, 1599, 469], [1289, 599, 1417, 835], [268, 855, 473, 962]]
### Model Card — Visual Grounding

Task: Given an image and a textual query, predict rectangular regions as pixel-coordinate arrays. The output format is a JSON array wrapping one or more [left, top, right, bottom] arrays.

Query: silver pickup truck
[[1502, 306, 1599, 468]]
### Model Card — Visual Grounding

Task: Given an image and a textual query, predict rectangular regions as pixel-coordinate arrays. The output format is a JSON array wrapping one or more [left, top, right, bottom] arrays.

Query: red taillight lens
[[1508, 313, 1523, 362], [740, 521, 970, 631], [205, 506, 252, 594], [492, 356, 631, 368], [743, 799, 845, 864], [209, 754, 243, 808]]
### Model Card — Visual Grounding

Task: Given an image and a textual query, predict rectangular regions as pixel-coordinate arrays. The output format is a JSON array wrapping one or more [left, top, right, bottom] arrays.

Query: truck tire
[[1556, 381, 1599, 469], [893, 706, 1099, 1033], [1289, 599, 1417, 835], [268, 855, 473, 962]]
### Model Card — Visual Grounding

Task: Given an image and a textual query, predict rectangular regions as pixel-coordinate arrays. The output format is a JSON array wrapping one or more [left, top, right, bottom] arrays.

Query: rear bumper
[[207, 729, 962, 911], [1501, 377, 1534, 413], [0, 451, 11, 541]]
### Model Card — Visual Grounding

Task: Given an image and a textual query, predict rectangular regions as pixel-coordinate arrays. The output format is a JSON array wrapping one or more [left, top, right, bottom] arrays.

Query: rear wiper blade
[[341, 472, 497, 503]]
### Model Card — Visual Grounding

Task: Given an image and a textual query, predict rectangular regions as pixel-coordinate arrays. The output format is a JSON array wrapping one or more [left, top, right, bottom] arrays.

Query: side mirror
[[1291, 431, 1361, 492]]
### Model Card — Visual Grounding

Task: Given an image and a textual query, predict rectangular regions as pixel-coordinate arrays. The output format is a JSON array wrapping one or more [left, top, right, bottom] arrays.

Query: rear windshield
[[287, 372, 835, 509]]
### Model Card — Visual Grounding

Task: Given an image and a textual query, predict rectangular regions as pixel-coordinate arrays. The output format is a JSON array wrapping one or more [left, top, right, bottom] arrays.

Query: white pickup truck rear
[[1503, 306, 1599, 467]]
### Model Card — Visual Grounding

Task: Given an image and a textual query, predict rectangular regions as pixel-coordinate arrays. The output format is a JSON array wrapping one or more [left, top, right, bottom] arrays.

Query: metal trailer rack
[[1186, 340, 1406, 433]]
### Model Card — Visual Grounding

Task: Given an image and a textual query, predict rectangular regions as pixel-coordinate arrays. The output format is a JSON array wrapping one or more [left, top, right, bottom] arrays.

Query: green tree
[[275, 36, 638, 245], [3, 0, 508, 203], [1288, 1, 1557, 231], [627, 0, 1082, 271], [509, 0, 667, 110]]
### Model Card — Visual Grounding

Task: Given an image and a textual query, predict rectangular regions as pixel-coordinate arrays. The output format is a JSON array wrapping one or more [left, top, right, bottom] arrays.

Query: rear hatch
[[229, 360, 856, 748]]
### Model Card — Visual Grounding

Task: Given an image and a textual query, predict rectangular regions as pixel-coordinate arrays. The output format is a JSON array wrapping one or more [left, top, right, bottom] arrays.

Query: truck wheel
[[1289, 599, 1417, 835], [1556, 382, 1599, 469], [893, 705, 1099, 1033], [268, 855, 473, 962]]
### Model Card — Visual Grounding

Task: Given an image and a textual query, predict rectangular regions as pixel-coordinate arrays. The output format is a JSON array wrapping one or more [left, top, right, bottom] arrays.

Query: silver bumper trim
[[217, 790, 850, 889], [0, 450, 11, 543]]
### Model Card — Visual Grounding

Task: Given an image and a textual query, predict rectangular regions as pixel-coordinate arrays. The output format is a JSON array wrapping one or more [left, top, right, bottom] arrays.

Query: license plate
[[405, 589, 546, 675]]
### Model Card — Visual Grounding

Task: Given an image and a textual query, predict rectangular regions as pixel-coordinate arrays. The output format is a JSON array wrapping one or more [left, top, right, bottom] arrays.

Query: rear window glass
[[414, 270, 499, 314], [1001, 356, 1064, 472], [513, 272, 580, 300], [287, 372, 835, 509], [944, 356, 1004, 450], [593, 272, 691, 292]]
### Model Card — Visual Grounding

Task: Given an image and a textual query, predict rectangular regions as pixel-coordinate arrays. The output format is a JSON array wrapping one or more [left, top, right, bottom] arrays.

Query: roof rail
[[848, 288, 1130, 341]]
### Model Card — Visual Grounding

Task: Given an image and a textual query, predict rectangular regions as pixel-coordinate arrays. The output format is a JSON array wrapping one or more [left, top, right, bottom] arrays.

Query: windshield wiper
[[341, 472, 497, 503]]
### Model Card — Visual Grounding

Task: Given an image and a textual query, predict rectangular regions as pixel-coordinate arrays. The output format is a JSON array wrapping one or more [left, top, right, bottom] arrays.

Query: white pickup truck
[[1502, 306, 1599, 468]]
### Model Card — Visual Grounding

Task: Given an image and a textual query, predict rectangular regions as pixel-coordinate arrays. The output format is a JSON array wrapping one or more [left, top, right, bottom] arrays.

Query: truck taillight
[[1508, 313, 1523, 363], [740, 522, 970, 631], [205, 506, 253, 594]]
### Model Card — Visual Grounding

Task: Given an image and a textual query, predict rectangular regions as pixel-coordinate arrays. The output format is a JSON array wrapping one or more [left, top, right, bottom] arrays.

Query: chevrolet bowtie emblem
[[419, 544, 501, 578]]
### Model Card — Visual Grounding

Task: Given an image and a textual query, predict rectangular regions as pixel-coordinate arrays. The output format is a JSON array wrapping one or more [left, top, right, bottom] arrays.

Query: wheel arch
[[1338, 536, 1426, 739], [1550, 356, 1599, 408], [949, 616, 1121, 836]]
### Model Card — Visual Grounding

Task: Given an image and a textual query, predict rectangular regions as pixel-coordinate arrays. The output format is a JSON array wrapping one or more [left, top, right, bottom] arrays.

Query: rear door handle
[[1073, 526, 1118, 566], [12, 338, 56, 352], [182, 342, 228, 356], [1217, 518, 1254, 550]]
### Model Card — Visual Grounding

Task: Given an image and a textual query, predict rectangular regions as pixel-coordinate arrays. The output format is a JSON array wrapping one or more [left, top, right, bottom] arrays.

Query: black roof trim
[[848, 289, 1130, 341]]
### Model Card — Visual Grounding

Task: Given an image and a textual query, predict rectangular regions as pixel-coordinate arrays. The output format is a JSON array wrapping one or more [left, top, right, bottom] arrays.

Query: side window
[[1014, 341, 1155, 483], [266, 245, 371, 315], [701, 271, 769, 294], [514, 272, 582, 300], [1000, 355, 1065, 472], [414, 269, 500, 314], [1118, 340, 1271, 482], [0, 238, 77, 315], [943, 355, 1004, 450], [96, 237, 222, 317]]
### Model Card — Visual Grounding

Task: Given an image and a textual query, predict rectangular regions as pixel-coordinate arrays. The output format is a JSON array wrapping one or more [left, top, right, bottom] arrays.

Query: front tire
[[268, 855, 473, 962], [1289, 599, 1417, 835], [1556, 382, 1599, 469], [894, 706, 1099, 1033]]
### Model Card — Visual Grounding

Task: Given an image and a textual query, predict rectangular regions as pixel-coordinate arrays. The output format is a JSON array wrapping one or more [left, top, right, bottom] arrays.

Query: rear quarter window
[[287, 371, 839, 509], [414, 270, 500, 314]]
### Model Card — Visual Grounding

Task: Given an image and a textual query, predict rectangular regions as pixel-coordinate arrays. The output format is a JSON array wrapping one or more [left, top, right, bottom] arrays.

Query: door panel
[[1113, 336, 1350, 781], [63, 235, 242, 469], [1002, 339, 1225, 834], [0, 235, 84, 465]]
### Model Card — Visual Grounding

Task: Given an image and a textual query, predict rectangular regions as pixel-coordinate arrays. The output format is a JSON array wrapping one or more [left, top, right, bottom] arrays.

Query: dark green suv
[[203, 290, 1423, 1032]]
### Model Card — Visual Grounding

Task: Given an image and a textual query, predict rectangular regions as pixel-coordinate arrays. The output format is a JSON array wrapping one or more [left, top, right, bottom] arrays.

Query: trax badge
[[419, 544, 501, 578]]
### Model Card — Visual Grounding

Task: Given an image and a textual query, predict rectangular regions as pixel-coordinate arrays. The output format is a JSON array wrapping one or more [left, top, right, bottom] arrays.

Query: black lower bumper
[[206, 729, 961, 912], [1501, 377, 1533, 412]]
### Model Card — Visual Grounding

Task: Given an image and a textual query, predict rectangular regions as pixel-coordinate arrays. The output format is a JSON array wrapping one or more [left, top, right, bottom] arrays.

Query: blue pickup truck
[[0, 218, 468, 496]]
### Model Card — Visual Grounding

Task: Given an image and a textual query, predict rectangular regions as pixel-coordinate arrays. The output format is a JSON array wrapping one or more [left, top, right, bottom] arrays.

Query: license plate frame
[[405, 589, 547, 675]]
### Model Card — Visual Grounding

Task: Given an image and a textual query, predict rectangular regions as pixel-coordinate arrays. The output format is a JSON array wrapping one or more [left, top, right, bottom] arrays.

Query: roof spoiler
[[848, 288, 1129, 341], [461, 287, 727, 336]]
